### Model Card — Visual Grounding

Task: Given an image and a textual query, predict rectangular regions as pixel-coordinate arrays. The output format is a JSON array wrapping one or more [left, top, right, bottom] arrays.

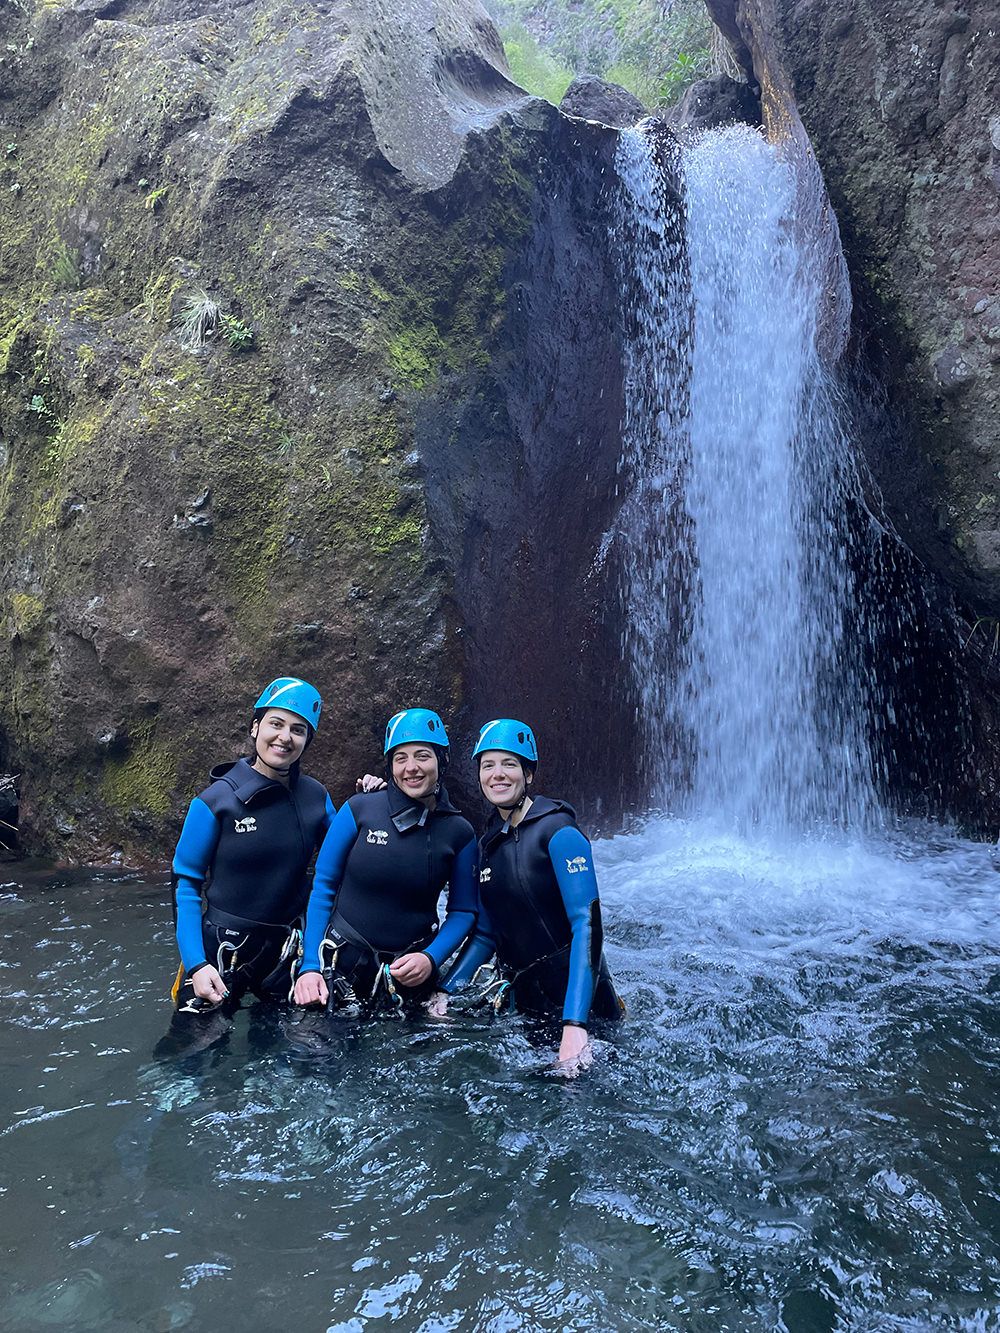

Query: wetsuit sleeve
[[548, 824, 603, 1026], [423, 831, 477, 969], [322, 792, 336, 835], [171, 796, 221, 972], [441, 893, 498, 992], [300, 800, 359, 973]]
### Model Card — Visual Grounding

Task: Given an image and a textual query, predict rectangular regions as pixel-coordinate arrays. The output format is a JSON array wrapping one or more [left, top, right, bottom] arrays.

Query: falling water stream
[[1, 128, 999, 1332]]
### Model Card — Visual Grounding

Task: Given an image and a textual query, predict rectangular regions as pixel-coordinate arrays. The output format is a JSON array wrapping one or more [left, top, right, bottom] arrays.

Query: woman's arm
[[423, 833, 478, 970], [321, 791, 336, 836], [298, 800, 360, 974], [440, 890, 498, 992], [171, 797, 222, 973], [547, 824, 603, 1058]]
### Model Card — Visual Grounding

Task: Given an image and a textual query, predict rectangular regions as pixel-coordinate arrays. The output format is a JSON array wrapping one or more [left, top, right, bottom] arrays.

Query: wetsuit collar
[[386, 778, 460, 832], [209, 756, 298, 805], [483, 794, 574, 845]]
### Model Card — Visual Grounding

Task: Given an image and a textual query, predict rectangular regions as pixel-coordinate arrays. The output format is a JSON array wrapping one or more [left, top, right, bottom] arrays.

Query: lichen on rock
[[0, 0, 634, 859]]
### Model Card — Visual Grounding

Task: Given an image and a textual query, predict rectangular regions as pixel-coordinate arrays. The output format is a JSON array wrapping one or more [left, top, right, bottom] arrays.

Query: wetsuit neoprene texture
[[443, 795, 622, 1025], [299, 780, 477, 981], [172, 757, 335, 986]]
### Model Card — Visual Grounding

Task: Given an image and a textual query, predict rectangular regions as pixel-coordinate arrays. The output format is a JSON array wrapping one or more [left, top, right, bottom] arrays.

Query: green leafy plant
[[28, 393, 53, 420], [220, 314, 255, 353], [493, 0, 714, 108], [177, 287, 220, 351], [49, 241, 81, 291], [144, 184, 170, 212]]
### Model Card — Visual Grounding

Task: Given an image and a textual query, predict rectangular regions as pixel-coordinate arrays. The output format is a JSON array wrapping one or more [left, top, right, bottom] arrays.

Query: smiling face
[[391, 744, 440, 803], [251, 707, 309, 776], [478, 750, 532, 809]]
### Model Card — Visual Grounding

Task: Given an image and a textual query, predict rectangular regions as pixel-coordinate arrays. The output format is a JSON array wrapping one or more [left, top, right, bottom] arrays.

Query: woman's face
[[479, 750, 530, 808], [391, 744, 439, 802], [252, 708, 309, 772]]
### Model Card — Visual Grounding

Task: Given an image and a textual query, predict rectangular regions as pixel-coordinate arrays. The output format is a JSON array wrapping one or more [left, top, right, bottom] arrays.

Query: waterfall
[[615, 123, 876, 832]]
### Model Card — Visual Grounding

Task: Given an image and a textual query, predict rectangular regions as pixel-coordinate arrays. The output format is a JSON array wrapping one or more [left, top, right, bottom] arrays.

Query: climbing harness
[[369, 962, 405, 1013], [312, 933, 360, 1010]]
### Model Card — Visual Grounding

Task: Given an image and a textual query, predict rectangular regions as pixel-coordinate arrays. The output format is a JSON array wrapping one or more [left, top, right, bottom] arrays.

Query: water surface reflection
[[2, 822, 999, 1330]]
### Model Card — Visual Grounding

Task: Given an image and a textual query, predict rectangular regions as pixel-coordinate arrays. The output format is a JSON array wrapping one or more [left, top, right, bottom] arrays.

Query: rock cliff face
[[702, 0, 1000, 827], [707, 0, 1000, 615], [0, 0, 644, 859]]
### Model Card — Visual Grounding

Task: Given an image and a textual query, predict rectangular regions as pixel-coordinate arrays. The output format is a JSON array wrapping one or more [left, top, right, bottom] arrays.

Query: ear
[[525, 770, 533, 786], [250, 720, 260, 739]]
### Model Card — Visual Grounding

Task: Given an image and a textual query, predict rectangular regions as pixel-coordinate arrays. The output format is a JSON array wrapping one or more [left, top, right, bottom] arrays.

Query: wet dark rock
[[704, 0, 1000, 829], [559, 75, 646, 129], [0, 0, 644, 858], [707, 0, 1000, 617], [665, 74, 760, 134]]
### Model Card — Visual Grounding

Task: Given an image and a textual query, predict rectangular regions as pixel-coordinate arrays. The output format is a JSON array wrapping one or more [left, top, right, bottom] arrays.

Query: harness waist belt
[[328, 910, 434, 961], [206, 907, 296, 935]]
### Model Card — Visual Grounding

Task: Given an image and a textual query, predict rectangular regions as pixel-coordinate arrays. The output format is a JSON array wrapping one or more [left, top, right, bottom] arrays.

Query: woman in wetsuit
[[168, 676, 333, 1021], [441, 719, 623, 1070], [293, 708, 477, 1014]]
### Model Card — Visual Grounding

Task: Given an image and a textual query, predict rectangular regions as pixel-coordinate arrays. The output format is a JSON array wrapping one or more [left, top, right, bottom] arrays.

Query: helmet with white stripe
[[383, 708, 449, 756], [254, 677, 322, 731], [472, 718, 538, 765]]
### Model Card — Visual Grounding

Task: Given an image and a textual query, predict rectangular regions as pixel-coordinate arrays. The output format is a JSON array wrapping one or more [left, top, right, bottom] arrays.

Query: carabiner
[[216, 939, 242, 981]]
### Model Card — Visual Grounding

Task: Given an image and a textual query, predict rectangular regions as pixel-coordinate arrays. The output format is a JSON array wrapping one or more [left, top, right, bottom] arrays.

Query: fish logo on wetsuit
[[234, 817, 257, 834], [565, 855, 589, 874], [479, 867, 492, 883], [367, 828, 389, 845]]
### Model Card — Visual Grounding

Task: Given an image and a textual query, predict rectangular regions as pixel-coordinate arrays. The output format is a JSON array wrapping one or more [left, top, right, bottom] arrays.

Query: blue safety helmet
[[472, 719, 538, 765], [254, 677, 322, 731], [383, 708, 449, 756]]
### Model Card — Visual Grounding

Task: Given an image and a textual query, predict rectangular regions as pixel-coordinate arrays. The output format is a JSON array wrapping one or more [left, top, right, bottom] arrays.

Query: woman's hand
[[356, 773, 387, 793], [191, 964, 229, 1005], [294, 970, 329, 1007], [389, 952, 433, 988], [555, 1024, 592, 1076], [425, 990, 450, 1017]]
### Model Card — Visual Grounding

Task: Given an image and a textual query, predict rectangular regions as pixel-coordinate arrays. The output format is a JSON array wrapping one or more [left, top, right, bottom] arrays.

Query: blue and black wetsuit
[[171, 757, 335, 1008], [299, 780, 477, 1009], [443, 796, 623, 1025]]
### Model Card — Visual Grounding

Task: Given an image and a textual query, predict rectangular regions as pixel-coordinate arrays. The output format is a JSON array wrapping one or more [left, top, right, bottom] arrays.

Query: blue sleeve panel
[[424, 832, 477, 969], [548, 824, 601, 1025], [323, 792, 336, 833], [300, 800, 359, 972], [171, 797, 221, 971], [441, 893, 498, 993]]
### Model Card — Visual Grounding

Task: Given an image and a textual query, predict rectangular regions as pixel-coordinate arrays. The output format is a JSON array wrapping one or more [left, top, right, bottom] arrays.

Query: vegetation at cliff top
[[485, 0, 714, 107]]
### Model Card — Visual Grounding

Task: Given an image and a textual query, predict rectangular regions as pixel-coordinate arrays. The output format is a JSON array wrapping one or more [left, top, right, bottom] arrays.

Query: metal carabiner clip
[[215, 939, 241, 981], [491, 979, 512, 1014], [375, 962, 404, 1013]]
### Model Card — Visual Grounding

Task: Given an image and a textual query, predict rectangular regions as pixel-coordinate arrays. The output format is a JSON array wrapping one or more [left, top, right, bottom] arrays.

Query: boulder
[[665, 73, 760, 134], [559, 75, 646, 129]]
